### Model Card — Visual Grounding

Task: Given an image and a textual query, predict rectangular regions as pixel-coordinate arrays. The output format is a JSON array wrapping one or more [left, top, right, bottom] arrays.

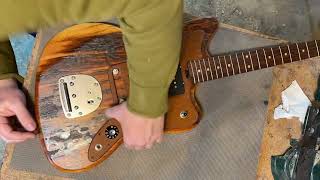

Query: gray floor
[[1, 0, 320, 175]]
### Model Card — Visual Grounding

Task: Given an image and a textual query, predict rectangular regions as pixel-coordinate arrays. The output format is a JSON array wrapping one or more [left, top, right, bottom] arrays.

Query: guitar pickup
[[58, 75, 103, 119]]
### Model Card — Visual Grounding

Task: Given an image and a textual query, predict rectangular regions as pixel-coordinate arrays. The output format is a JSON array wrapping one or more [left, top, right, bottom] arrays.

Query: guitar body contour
[[35, 18, 218, 172]]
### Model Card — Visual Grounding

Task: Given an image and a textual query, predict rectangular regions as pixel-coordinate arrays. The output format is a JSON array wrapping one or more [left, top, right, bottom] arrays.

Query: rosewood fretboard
[[188, 40, 320, 83]]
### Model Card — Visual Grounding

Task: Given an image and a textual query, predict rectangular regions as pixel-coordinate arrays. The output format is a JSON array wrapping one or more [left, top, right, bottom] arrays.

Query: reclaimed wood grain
[[256, 58, 320, 179]]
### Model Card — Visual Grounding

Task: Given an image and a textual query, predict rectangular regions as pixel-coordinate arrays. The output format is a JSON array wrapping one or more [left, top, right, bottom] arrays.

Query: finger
[[156, 137, 163, 143], [134, 145, 145, 150], [0, 122, 35, 141], [8, 101, 36, 131], [4, 139, 26, 144], [150, 121, 164, 144], [0, 116, 8, 124], [145, 143, 153, 149], [124, 143, 130, 149]]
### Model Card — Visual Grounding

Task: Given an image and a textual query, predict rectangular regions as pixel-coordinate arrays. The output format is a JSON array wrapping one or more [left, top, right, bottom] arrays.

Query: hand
[[105, 102, 164, 150], [0, 79, 36, 143]]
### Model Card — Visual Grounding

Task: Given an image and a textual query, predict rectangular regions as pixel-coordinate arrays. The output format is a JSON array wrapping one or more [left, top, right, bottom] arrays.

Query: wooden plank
[[256, 58, 320, 179]]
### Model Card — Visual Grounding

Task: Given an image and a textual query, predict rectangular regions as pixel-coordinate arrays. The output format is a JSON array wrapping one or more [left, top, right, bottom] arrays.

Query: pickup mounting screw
[[95, 144, 103, 151], [113, 68, 119, 75], [180, 111, 188, 119]]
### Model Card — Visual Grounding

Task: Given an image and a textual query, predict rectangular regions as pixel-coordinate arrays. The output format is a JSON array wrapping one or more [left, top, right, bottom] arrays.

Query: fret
[[249, 51, 255, 70], [198, 60, 204, 82], [255, 50, 261, 69], [224, 55, 233, 76], [264, 48, 276, 67], [189, 61, 196, 83], [305, 42, 310, 58], [307, 41, 319, 58], [217, 56, 225, 77], [193, 60, 200, 83], [202, 59, 209, 81], [263, 49, 269, 67], [229, 55, 235, 75], [235, 53, 241, 73], [249, 51, 259, 70], [223, 56, 229, 76], [279, 46, 284, 64], [287, 44, 293, 62], [270, 48, 276, 65], [296, 43, 302, 60], [279, 45, 290, 64], [297, 42, 310, 60], [207, 57, 214, 80], [212, 56, 221, 78], [241, 52, 248, 72], [243, 52, 252, 71], [271, 47, 283, 65], [256, 49, 267, 68], [288, 44, 300, 62], [315, 40, 320, 56], [230, 54, 240, 74]]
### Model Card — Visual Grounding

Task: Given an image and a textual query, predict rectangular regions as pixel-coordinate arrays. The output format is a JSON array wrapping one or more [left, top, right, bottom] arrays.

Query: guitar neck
[[188, 40, 320, 84]]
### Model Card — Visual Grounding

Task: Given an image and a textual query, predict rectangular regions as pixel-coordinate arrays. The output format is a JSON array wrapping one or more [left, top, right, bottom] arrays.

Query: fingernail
[[27, 123, 36, 131], [156, 138, 162, 143]]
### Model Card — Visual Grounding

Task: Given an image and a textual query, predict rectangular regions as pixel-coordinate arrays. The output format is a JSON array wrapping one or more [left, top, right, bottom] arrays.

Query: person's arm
[[0, 0, 183, 148], [106, 1, 183, 149], [0, 1, 182, 117], [0, 40, 23, 82], [119, 0, 183, 118]]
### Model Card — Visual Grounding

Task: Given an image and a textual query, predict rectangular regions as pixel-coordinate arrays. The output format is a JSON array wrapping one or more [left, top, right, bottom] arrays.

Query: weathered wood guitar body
[[36, 18, 217, 172]]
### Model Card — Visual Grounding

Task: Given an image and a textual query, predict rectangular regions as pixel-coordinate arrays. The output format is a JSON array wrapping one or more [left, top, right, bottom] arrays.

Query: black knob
[[105, 125, 119, 139]]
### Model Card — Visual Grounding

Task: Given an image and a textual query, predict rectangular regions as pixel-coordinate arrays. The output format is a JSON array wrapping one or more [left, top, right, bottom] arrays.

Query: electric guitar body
[[36, 18, 217, 172]]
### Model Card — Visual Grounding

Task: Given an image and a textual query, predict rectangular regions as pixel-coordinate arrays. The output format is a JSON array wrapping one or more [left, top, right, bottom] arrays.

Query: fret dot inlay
[[268, 56, 271, 59], [227, 64, 231, 67], [206, 68, 210, 71], [217, 66, 220, 69], [197, 69, 201, 73], [245, 55, 249, 58], [284, 53, 287, 56], [302, 49, 305, 52], [247, 65, 251, 68]]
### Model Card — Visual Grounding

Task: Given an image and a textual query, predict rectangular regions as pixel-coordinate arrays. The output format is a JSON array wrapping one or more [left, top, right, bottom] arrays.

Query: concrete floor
[[1, 0, 320, 173]]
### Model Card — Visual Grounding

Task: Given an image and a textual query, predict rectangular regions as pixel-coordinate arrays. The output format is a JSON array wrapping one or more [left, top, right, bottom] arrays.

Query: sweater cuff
[[127, 79, 169, 118], [0, 73, 24, 84]]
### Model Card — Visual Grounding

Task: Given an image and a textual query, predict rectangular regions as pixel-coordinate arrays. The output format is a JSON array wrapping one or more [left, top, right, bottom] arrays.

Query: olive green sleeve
[[119, 1, 183, 117], [0, 0, 183, 117], [0, 40, 23, 82]]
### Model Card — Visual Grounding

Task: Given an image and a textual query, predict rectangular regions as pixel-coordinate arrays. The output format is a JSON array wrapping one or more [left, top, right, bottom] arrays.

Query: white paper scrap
[[273, 80, 311, 123]]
